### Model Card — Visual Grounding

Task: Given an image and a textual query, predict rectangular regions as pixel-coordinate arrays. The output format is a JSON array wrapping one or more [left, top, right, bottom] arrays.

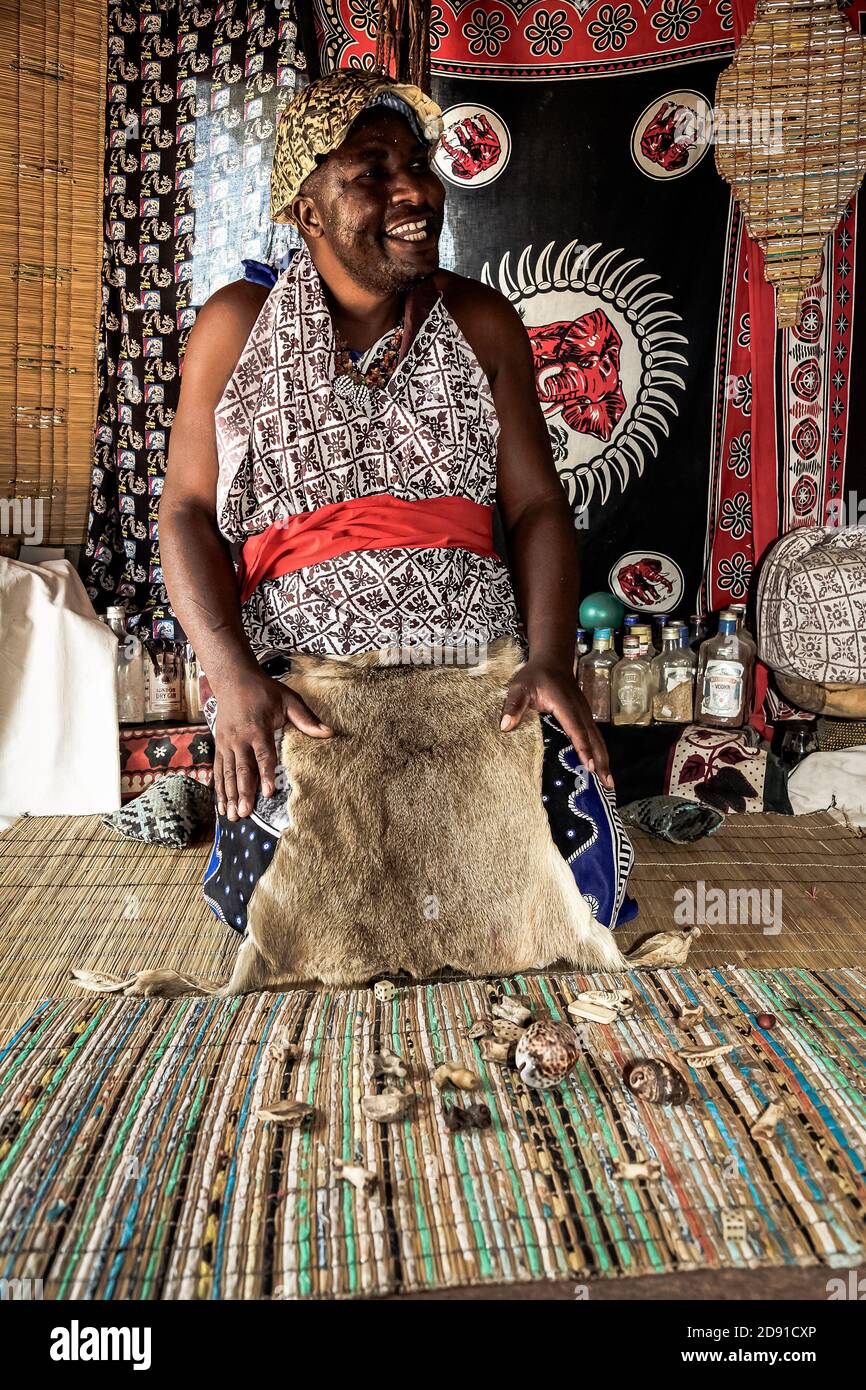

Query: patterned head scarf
[[270, 69, 444, 226]]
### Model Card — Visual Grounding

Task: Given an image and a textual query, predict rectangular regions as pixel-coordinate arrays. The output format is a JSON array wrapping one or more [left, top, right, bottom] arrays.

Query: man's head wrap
[[270, 69, 444, 227]]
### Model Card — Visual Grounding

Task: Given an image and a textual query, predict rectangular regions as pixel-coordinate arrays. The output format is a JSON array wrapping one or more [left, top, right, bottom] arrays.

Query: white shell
[[492, 997, 533, 1027], [626, 927, 701, 967], [750, 1100, 784, 1141]]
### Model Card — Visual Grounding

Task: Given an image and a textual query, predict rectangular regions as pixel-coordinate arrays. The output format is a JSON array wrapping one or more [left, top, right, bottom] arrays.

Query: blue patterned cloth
[[203, 704, 636, 936]]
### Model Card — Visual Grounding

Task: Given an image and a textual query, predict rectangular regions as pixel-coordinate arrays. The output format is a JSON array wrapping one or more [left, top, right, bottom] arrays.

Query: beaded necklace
[[333, 317, 405, 391]]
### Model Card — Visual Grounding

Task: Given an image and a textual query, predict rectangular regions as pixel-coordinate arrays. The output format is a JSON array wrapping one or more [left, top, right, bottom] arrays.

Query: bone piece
[[369, 1049, 408, 1081], [576, 988, 635, 1017], [362, 1089, 414, 1123], [750, 1100, 784, 1141], [626, 927, 701, 968], [444, 1102, 492, 1133], [492, 997, 533, 1027], [479, 1038, 513, 1064], [465, 1020, 492, 1039], [492, 1018, 525, 1043], [613, 1159, 661, 1182], [433, 1063, 481, 1091], [677, 1003, 705, 1026], [721, 1209, 748, 1242], [266, 1031, 296, 1060], [567, 998, 618, 1025], [678, 1042, 735, 1068], [256, 1100, 314, 1126], [374, 979, 396, 1003], [333, 1158, 377, 1193]]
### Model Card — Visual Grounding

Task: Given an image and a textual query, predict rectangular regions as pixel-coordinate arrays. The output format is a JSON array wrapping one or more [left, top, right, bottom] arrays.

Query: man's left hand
[[499, 658, 614, 789]]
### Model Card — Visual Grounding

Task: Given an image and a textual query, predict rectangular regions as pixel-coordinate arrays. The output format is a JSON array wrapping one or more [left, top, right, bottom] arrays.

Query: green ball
[[579, 592, 625, 631]]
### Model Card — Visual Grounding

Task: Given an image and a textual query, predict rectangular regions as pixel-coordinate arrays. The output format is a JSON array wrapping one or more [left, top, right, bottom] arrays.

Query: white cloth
[[213, 243, 520, 660], [0, 558, 120, 816], [787, 746, 866, 827]]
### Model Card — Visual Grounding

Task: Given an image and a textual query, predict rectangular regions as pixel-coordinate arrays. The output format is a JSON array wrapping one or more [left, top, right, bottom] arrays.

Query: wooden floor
[[1, 807, 864, 1302]]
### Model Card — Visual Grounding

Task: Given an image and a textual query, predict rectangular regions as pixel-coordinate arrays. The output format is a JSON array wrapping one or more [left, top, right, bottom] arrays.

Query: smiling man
[[160, 68, 630, 939]]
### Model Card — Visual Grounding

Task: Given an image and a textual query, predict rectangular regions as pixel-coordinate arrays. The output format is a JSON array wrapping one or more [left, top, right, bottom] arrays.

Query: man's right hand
[[213, 668, 332, 820]]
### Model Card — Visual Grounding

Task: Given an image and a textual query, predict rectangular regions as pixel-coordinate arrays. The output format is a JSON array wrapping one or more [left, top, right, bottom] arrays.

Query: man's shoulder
[[434, 269, 526, 376], [195, 277, 272, 336]]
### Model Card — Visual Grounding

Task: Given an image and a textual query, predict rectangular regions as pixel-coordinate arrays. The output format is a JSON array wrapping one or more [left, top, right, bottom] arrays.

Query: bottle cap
[[576, 627, 586, 639], [624, 615, 638, 626], [631, 624, 652, 636], [623, 636, 640, 654], [594, 627, 612, 640], [662, 625, 681, 641], [718, 615, 737, 634]]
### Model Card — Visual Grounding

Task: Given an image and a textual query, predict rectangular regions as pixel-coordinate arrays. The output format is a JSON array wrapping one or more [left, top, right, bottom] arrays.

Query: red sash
[[237, 493, 498, 604]]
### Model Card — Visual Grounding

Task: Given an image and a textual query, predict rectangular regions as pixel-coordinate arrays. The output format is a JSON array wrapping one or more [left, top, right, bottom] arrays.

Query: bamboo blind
[[0, 0, 106, 548], [715, 0, 866, 328]]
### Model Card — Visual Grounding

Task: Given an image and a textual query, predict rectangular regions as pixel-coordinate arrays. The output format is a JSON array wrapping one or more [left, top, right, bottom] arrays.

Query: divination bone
[[72, 639, 624, 999]]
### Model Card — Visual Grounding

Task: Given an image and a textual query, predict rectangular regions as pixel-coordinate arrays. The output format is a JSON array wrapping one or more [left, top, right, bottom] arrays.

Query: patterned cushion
[[757, 525, 866, 683], [103, 773, 214, 848]]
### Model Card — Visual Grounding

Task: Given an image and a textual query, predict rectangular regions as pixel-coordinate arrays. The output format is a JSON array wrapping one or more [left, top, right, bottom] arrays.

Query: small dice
[[374, 979, 396, 1003]]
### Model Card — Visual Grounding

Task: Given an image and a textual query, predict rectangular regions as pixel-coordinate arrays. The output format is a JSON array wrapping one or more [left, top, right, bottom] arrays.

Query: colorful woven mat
[[1, 968, 864, 1299]]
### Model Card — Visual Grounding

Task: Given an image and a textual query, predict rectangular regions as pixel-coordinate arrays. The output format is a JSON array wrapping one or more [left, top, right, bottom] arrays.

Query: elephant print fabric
[[427, 65, 734, 613]]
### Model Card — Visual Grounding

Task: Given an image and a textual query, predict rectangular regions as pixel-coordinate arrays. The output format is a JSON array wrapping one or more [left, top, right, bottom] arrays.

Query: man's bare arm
[[447, 282, 612, 786], [161, 282, 331, 821]]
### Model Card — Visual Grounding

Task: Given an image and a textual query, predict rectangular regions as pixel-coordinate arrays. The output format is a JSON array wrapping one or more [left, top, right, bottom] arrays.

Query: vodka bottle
[[696, 612, 754, 728]]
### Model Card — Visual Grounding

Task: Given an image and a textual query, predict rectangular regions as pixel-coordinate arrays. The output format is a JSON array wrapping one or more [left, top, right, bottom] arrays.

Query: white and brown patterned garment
[[214, 243, 521, 660]]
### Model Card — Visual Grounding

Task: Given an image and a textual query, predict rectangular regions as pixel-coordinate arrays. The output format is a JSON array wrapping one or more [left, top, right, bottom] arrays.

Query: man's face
[[300, 108, 445, 293]]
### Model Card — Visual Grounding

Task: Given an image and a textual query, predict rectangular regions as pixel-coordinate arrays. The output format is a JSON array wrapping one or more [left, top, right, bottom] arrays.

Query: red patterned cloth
[[119, 724, 215, 804]]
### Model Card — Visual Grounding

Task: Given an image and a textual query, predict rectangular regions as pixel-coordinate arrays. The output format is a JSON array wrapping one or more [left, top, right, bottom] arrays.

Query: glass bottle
[[728, 603, 757, 665], [689, 613, 710, 653], [105, 606, 145, 725], [612, 636, 653, 726], [578, 627, 618, 723], [652, 612, 672, 652], [144, 639, 184, 723], [573, 627, 590, 674], [183, 644, 204, 722], [631, 624, 657, 660], [651, 624, 697, 723], [696, 613, 754, 728]]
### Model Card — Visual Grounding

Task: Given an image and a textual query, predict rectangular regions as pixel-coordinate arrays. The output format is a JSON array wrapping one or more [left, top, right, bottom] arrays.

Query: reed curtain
[[0, 0, 107, 549]]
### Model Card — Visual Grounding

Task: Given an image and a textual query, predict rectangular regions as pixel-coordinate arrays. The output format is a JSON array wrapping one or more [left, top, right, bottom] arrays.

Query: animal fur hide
[[72, 638, 624, 998]]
